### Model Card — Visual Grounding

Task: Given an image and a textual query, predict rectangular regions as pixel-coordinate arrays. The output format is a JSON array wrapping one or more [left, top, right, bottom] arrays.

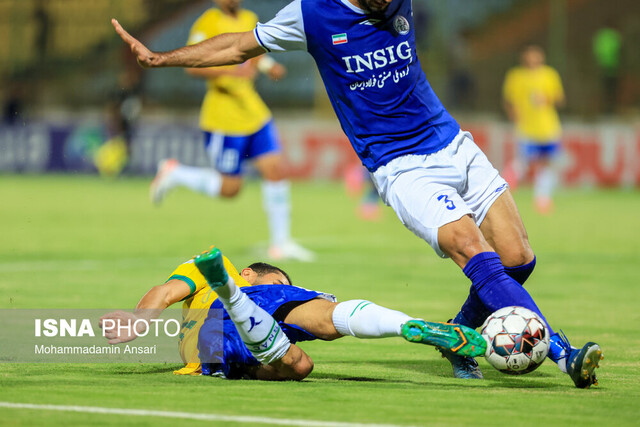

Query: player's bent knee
[[503, 249, 535, 267], [443, 235, 491, 266], [499, 239, 534, 267], [220, 179, 243, 197]]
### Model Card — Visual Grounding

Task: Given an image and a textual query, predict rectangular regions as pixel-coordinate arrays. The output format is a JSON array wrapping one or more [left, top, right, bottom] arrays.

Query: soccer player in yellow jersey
[[149, 0, 314, 262], [503, 45, 565, 214], [100, 247, 293, 375], [100, 246, 486, 379]]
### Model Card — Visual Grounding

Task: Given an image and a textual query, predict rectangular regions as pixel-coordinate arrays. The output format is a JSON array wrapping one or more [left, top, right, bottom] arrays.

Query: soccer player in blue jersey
[[111, 0, 602, 387], [194, 247, 485, 380], [101, 246, 487, 380]]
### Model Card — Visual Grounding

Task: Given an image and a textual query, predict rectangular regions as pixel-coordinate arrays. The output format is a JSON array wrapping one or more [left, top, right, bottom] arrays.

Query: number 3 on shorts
[[437, 195, 456, 210]]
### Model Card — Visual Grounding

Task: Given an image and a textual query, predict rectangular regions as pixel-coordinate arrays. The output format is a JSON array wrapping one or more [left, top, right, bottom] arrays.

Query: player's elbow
[[280, 349, 314, 381], [230, 31, 264, 64], [289, 355, 314, 381]]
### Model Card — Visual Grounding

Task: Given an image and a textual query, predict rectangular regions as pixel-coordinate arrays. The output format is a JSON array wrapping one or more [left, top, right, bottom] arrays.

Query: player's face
[[355, 0, 393, 13], [522, 47, 545, 69]]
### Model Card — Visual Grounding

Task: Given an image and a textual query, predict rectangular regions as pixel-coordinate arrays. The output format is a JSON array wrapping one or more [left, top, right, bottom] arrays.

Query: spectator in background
[[2, 83, 25, 125], [94, 48, 144, 179], [447, 29, 476, 112], [502, 44, 565, 215], [33, 0, 52, 62], [593, 23, 622, 114]]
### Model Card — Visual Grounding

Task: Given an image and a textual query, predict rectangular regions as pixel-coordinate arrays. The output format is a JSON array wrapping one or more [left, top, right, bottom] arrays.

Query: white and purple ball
[[481, 306, 550, 375]]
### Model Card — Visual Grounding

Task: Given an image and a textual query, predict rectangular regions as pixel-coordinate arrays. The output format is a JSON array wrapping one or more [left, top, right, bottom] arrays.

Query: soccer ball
[[481, 306, 550, 375]]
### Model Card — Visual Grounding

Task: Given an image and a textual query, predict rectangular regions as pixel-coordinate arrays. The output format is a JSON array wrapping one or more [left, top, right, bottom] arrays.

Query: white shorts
[[371, 130, 508, 258]]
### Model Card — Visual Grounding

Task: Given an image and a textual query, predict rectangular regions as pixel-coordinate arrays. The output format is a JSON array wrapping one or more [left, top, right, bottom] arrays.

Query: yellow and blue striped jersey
[[188, 8, 271, 135], [168, 249, 251, 375]]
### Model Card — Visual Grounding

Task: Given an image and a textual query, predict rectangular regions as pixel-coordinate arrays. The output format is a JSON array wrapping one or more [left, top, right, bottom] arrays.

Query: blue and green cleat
[[194, 248, 229, 289], [566, 342, 603, 389], [401, 320, 487, 358], [438, 349, 484, 379]]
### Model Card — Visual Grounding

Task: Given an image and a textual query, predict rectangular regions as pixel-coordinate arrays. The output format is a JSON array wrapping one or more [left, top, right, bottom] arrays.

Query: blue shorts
[[520, 141, 561, 161], [198, 284, 333, 379], [203, 119, 281, 176]]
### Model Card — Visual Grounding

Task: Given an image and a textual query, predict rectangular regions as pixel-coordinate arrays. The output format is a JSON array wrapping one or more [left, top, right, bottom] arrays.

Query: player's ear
[[241, 268, 257, 284]]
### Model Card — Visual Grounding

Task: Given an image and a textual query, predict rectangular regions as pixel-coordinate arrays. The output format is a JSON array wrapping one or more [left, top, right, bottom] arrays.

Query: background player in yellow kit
[[150, 0, 314, 261], [503, 44, 565, 214]]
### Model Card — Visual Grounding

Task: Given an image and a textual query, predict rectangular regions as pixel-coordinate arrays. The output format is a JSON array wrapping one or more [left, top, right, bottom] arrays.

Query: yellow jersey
[[503, 65, 564, 142], [187, 8, 271, 135], [167, 249, 251, 375]]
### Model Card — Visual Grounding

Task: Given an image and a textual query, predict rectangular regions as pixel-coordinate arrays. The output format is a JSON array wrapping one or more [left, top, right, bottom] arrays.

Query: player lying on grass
[[101, 247, 486, 380]]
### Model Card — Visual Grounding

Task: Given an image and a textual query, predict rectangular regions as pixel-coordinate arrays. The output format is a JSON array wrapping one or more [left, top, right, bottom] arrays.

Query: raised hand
[[111, 18, 158, 68]]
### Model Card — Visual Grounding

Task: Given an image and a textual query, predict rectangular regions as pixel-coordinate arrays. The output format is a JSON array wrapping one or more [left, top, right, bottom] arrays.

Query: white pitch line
[[0, 402, 410, 427]]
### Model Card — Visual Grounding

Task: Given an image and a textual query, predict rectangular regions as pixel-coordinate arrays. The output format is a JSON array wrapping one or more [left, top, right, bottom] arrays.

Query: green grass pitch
[[1, 175, 639, 426]]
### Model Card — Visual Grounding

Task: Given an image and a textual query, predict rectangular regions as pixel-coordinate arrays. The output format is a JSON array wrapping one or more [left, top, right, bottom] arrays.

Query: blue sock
[[463, 252, 554, 335], [453, 256, 538, 328], [504, 256, 536, 285], [454, 256, 538, 328], [453, 287, 487, 328]]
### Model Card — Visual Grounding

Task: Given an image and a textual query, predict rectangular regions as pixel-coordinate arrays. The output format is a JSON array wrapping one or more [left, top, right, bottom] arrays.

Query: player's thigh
[[479, 190, 534, 266], [461, 137, 533, 265], [460, 135, 509, 228], [378, 163, 473, 258], [283, 298, 341, 341]]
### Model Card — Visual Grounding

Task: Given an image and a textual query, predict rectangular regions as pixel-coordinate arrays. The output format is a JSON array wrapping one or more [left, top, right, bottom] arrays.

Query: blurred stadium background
[[1, 1, 640, 425], [1, 0, 638, 181]]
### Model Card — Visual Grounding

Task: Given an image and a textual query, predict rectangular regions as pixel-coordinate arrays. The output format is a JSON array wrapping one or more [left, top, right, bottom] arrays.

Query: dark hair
[[247, 262, 293, 286]]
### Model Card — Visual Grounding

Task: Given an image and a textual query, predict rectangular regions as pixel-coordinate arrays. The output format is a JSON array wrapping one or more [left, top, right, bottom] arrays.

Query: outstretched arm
[[100, 279, 191, 344], [111, 18, 266, 69]]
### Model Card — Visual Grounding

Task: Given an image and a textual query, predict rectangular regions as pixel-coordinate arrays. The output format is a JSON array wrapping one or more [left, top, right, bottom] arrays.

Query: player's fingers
[[111, 19, 134, 44]]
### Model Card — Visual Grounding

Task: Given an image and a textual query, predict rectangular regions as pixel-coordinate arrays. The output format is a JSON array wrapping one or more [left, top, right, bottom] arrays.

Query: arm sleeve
[[254, 0, 306, 53], [166, 254, 249, 299], [551, 69, 565, 102], [502, 70, 515, 102]]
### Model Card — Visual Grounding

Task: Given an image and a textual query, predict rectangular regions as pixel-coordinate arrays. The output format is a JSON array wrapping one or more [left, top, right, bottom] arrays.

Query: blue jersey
[[198, 284, 335, 379], [255, 0, 460, 171]]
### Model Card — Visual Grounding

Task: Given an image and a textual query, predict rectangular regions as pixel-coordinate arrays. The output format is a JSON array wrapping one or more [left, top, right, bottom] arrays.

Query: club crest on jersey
[[332, 33, 348, 45], [394, 15, 410, 35]]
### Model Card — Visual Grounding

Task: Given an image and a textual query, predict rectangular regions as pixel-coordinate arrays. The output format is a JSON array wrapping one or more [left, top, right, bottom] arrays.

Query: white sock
[[262, 180, 291, 247], [332, 300, 412, 338], [169, 165, 222, 197], [216, 276, 290, 364], [534, 166, 556, 200]]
